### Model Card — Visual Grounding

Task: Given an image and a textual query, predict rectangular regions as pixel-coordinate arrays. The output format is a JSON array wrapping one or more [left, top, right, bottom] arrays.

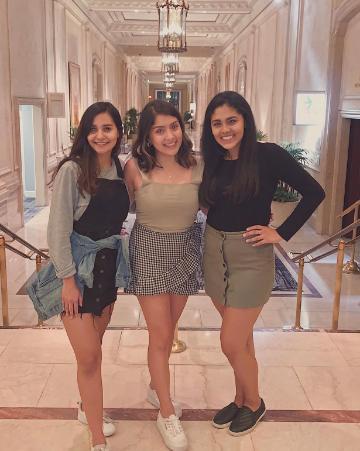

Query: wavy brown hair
[[132, 100, 195, 172], [51, 102, 123, 196]]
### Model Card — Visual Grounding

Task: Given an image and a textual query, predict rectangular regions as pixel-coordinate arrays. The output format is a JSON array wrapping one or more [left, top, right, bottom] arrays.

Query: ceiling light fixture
[[164, 73, 176, 83], [157, 0, 189, 53], [161, 53, 180, 73]]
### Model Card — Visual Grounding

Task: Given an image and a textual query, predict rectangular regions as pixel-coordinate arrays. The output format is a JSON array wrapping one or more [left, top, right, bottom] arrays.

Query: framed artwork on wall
[[68, 62, 81, 132], [295, 92, 326, 126], [294, 92, 327, 171], [155, 90, 181, 112]]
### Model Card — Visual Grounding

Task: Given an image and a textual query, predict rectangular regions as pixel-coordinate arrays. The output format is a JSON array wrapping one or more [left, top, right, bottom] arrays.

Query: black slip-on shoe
[[228, 398, 266, 436], [212, 402, 240, 429]]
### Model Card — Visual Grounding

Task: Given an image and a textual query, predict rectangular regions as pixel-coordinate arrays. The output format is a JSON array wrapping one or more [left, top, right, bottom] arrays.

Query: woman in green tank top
[[124, 100, 203, 451]]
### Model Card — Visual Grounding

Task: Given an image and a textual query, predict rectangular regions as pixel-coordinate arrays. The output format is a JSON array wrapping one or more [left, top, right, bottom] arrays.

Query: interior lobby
[[0, 0, 360, 450]]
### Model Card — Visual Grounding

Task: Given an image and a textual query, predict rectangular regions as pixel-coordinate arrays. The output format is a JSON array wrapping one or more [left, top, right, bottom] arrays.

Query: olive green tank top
[[134, 159, 204, 233]]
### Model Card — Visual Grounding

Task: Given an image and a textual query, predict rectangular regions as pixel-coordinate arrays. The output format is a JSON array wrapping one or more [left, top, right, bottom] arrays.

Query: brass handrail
[[309, 235, 359, 263], [337, 199, 360, 218], [289, 219, 360, 332], [291, 219, 360, 263], [336, 200, 360, 274], [0, 223, 49, 260], [0, 222, 49, 327]]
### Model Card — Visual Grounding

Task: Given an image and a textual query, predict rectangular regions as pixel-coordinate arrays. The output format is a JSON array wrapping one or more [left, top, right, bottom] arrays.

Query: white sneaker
[[157, 412, 188, 451], [78, 401, 116, 437], [147, 386, 182, 418], [91, 443, 110, 451]]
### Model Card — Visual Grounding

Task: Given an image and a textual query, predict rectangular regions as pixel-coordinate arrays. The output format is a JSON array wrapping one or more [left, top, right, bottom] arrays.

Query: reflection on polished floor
[[1, 209, 360, 450]]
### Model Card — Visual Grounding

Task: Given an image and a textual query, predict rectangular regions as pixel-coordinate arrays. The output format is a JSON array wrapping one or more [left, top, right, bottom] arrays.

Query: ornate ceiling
[[74, 0, 257, 82]]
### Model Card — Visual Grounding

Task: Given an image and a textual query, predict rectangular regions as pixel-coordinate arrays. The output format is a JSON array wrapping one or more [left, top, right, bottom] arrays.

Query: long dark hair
[[132, 100, 195, 172], [52, 102, 123, 195], [199, 91, 259, 206]]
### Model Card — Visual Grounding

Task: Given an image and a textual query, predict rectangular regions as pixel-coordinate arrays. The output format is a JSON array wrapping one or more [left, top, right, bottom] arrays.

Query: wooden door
[[342, 119, 360, 230]]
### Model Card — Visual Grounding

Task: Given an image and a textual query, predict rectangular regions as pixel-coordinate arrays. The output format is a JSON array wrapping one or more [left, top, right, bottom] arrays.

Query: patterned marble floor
[[0, 328, 360, 450]]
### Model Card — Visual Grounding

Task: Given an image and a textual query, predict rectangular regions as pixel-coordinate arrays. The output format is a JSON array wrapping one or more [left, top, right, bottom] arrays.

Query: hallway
[[1, 1, 360, 449]]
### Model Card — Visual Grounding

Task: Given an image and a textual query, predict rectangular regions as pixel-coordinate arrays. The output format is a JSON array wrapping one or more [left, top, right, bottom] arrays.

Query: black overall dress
[[73, 157, 130, 316]]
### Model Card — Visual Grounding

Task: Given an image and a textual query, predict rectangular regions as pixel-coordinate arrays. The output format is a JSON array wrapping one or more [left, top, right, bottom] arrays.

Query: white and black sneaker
[[228, 398, 266, 436], [157, 412, 188, 451]]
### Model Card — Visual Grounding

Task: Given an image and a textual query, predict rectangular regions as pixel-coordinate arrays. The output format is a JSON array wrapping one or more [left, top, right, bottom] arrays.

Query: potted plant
[[256, 129, 267, 142], [124, 107, 138, 143], [69, 126, 78, 142], [271, 142, 308, 227]]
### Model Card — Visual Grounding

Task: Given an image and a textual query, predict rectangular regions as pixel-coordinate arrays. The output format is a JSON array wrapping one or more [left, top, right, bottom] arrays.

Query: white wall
[[0, 0, 21, 229], [195, 1, 289, 143], [0, 0, 144, 230], [194, 0, 343, 234], [8, 0, 46, 98], [341, 13, 360, 98]]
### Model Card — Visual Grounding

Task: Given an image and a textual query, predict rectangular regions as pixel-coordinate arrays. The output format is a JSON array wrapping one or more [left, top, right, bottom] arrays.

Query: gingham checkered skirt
[[126, 221, 202, 296]]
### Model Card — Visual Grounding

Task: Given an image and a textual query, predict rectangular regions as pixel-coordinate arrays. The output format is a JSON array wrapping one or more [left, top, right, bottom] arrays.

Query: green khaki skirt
[[203, 224, 275, 308]]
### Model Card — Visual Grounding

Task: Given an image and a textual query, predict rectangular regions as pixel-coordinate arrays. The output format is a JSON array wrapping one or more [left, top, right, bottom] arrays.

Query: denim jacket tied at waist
[[27, 231, 130, 321]]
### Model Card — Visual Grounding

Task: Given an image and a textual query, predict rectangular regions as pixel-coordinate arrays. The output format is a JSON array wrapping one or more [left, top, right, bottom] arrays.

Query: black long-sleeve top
[[206, 142, 325, 241]]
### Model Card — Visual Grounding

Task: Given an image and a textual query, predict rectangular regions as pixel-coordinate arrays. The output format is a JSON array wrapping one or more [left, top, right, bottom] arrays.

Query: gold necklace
[[158, 163, 178, 181], [161, 168, 175, 180]]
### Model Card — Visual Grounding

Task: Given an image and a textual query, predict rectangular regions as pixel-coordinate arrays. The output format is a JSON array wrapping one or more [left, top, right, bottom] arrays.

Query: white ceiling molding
[[108, 22, 232, 35], [87, 1, 251, 14], [73, 0, 259, 78]]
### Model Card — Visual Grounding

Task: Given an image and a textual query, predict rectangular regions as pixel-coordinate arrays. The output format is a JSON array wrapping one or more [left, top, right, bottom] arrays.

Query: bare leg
[[220, 305, 262, 411], [63, 313, 105, 446], [95, 303, 115, 343], [212, 299, 257, 408], [149, 294, 187, 390], [139, 294, 175, 417]]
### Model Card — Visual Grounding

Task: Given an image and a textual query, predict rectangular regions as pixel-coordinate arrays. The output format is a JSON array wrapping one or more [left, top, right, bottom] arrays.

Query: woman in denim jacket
[[48, 102, 129, 451]]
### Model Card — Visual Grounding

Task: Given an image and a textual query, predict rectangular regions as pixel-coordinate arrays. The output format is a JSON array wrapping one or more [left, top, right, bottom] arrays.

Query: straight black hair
[[199, 91, 259, 206]]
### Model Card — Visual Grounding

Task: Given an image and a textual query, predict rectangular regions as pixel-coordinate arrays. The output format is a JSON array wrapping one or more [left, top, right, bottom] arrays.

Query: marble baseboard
[[1, 407, 360, 423]]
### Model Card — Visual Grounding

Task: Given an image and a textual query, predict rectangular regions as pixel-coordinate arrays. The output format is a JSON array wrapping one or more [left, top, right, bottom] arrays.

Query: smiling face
[[210, 104, 245, 156], [87, 112, 119, 157], [149, 114, 183, 158]]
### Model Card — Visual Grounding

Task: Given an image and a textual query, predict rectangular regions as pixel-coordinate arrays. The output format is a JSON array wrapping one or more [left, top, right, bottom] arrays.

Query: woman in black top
[[200, 91, 325, 436]]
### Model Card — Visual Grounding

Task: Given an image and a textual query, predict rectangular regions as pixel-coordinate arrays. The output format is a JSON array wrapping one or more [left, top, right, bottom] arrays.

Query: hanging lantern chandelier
[[161, 53, 179, 73], [165, 90, 172, 100], [157, 0, 189, 53], [164, 72, 176, 84]]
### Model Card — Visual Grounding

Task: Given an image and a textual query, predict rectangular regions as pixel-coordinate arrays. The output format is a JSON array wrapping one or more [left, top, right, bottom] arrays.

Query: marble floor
[[0, 327, 360, 450], [0, 208, 360, 450]]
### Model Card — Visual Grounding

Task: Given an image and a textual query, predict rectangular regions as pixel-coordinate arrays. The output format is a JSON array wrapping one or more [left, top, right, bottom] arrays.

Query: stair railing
[[336, 199, 360, 274], [0, 223, 49, 326], [289, 219, 360, 331]]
